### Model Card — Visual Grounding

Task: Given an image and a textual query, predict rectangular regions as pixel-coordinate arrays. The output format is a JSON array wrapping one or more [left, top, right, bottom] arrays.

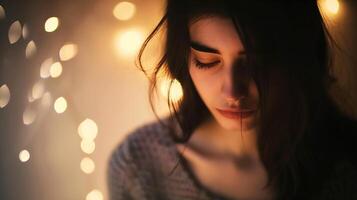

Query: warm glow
[[114, 29, 144, 57], [45, 17, 59, 32], [59, 43, 78, 61], [159, 78, 183, 102], [80, 157, 95, 174], [8, 20, 22, 44], [19, 150, 30, 162], [54, 97, 67, 113], [23, 106, 36, 125], [78, 119, 98, 140], [25, 40, 37, 58], [22, 24, 29, 39], [0, 5, 5, 20], [50, 62, 63, 78], [41, 92, 52, 108], [40, 58, 53, 78], [32, 81, 45, 100], [0, 84, 10, 108], [28, 91, 35, 103], [86, 190, 103, 200], [81, 139, 96, 154], [113, 2, 136, 21], [320, 0, 340, 15]]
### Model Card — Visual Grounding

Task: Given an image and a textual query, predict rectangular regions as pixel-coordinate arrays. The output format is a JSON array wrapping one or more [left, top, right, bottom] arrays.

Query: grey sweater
[[107, 119, 357, 200]]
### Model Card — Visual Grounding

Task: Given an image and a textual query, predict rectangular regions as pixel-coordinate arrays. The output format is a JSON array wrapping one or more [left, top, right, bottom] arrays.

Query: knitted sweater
[[107, 118, 357, 200]]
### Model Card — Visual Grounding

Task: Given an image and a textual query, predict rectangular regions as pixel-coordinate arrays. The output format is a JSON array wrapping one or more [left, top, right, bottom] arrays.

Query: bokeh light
[[40, 58, 53, 79], [28, 91, 35, 103], [19, 150, 30, 162], [114, 29, 144, 57], [32, 80, 45, 100], [45, 17, 59, 32], [50, 62, 63, 78], [41, 92, 52, 108], [54, 97, 67, 113], [25, 40, 37, 59], [81, 139, 96, 154], [113, 2, 136, 21], [78, 119, 98, 140], [22, 23, 29, 39], [23, 105, 37, 125], [59, 43, 78, 61], [0, 5, 5, 20], [0, 84, 10, 108], [8, 20, 22, 44], [86, 189, 103, 200], [80, 157, 95, 174], [159, 78, 183, 103], [320, 0, 340, 15]]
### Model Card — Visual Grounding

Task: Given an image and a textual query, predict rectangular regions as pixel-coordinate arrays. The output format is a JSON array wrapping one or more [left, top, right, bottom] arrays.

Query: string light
[[23, 105, 37, 125], [3, 2, 118, 200], [50, 62, 63, 78], [0, 84, 10, 108], [8, 20, 22, 44], [86, 189, 103, 200], [80, 157, 95, 174], [19, 150, 30, 162], [28, 91, 35, 103], [0, 5, 5, 20], [22, 23, 29, 39], [81, 139, 96, 154], [41, 92, 52, 108], [113, 2, 136, 21], [78, 119, 98, 140], [54, 97, 67, 113], [114, 29, 144, 57], [40, 58, 54, 78], [25, 40, 37, 59], [159, 78, 183, 103], [45, 17, 59, 32], [59, 43, 78, 61], [32, 80, 45, 100]]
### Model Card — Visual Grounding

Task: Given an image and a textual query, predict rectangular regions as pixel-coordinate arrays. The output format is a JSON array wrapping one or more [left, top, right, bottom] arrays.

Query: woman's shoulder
[[107, 118, 182, 199], [109, 117, 180, 171], [123, 117, 177, 150]]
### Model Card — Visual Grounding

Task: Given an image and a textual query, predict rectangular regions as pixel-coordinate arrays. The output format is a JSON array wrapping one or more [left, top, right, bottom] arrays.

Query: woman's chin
[[214, 113, 257, 132]]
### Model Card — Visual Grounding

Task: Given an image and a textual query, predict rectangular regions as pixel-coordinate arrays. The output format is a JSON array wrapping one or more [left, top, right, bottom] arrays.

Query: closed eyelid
[[190, 49, 222, 62], [191, 55, 221, 64], [190, 48, 246, 63]]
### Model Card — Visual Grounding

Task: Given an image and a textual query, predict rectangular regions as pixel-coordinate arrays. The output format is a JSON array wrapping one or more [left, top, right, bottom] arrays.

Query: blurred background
[[0, 0, 356, 200]]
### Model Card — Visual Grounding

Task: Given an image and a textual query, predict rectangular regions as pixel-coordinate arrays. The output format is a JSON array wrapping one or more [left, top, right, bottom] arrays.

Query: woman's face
[[188, 16, 260, 131]]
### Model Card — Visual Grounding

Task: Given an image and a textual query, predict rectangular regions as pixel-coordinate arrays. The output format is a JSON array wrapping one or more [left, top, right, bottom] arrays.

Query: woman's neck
[[187, 117, 261, 165]]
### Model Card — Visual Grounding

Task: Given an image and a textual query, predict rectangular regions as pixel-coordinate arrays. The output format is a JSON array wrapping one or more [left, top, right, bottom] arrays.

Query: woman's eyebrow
[[190, 40, 246, 56], [190, 41, 220, 54]]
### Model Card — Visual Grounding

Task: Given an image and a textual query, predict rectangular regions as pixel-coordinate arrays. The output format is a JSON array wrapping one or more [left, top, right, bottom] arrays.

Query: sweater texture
[[107, 118, 357, 200]]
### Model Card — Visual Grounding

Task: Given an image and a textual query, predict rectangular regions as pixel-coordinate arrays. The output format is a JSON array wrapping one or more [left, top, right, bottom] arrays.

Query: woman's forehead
[[189, 16, 245, 56]]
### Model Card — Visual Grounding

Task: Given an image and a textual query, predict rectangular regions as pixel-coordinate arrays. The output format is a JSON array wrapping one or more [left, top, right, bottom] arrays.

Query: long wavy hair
[[137, 0, 357, 199]]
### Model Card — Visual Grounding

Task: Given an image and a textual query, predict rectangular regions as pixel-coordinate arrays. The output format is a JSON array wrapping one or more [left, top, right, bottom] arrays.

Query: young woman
[[107, 1, 357, 199]]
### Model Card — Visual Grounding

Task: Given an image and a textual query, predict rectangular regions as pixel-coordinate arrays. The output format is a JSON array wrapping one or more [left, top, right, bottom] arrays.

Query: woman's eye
[[193, 58, 220, 69]]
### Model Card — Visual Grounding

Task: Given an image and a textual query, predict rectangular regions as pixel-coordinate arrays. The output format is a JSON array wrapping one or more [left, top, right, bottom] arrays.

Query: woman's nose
[[222, 58, 251, 99]]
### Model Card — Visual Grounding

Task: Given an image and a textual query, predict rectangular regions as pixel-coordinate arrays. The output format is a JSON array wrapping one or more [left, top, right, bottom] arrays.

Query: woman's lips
[[216, 108, 256, 119]]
